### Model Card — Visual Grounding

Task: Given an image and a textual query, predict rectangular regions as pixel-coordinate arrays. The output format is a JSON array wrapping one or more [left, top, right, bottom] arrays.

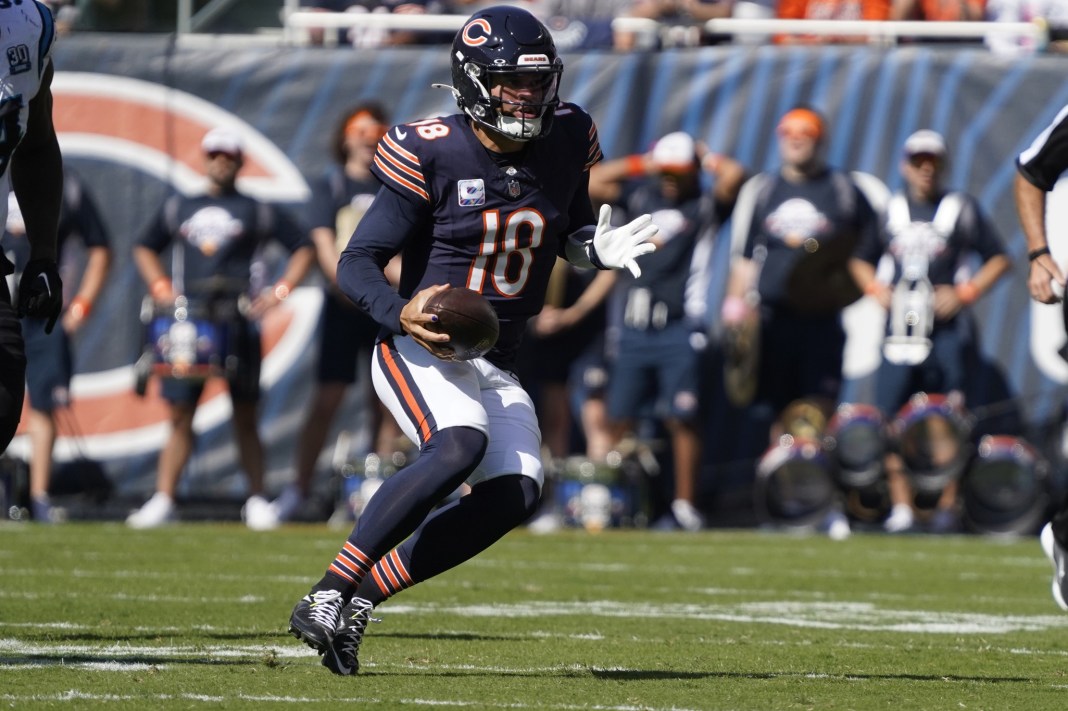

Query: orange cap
[[777, 108, 824, 140]]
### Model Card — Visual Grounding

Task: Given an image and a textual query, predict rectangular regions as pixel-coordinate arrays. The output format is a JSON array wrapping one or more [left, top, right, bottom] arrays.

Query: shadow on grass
[[590, 669, 1031, 683], [374, 631, 523, 642], [353, 667, 1031, 684]]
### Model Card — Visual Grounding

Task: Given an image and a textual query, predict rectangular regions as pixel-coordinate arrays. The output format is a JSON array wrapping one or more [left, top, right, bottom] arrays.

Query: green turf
[[2, 522, 1066, 709]]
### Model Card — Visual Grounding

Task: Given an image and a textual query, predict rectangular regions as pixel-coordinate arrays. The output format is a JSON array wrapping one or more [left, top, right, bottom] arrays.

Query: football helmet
[[755, 435, 838, 530], [891, 391, 971, 495], [962, 435, 1049, 535], [449, 6, 562, 141]]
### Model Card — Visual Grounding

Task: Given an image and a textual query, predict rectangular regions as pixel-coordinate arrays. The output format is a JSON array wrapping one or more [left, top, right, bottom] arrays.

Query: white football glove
[[590, 204, 658, 278]]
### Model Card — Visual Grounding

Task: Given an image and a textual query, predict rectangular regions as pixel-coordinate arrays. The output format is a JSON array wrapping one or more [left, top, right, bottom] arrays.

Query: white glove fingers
[[625, 261, 642, 278], [630, 224, 659, 244], [596, 203, 613, 235], [623, 214, 653, 232]]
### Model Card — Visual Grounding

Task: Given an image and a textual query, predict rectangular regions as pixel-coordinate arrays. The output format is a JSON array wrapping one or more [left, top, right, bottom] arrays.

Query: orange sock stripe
[[333, 550, 367, 580], [342, 541, 374, 567], [330, 542, 373, 585], [379, 558, 402, 591], [389, 550, 414, 586], [371, 566, 391, 596], [329, 562, 358, 584], [331, 555, 364, 579]]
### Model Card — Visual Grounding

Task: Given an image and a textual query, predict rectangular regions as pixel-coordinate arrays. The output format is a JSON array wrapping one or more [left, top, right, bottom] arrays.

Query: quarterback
[[288, 5, 658, 675]]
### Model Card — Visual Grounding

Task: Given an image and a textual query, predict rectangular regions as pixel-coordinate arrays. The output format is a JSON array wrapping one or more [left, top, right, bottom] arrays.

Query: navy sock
[[321, 426, 488, 599], [356, 474, 540, 605]]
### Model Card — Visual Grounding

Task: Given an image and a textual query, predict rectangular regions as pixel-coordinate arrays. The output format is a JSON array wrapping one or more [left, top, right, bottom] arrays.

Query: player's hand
[[401, 284, 454, 359], [591, 204, 658, 278], [247, 291, 276, 321], [1030, 254, 1066, 304], [933, 284, 964, 320], [532, 305, 572, 337], [17, 258, 63, 334], [866, 282, 892, 310]]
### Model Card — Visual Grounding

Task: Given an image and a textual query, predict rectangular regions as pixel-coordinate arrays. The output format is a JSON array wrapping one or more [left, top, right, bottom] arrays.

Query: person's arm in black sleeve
[[271, 205, 316, 294], [844, 188, 889, 306], [338, 185, 428, 334], [133, 199, 178, 305], [64, 175, 112, 330], [248, 205, 316, 320], [12, 60, 63, 331]]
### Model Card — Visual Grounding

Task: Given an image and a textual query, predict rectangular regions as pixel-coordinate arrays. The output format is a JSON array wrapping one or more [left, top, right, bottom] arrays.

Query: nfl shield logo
[[507, 179, 521, 198], [458, 179, 486, 207]]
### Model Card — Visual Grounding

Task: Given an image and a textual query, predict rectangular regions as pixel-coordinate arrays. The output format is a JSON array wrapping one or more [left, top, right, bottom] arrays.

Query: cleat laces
[[306, 590, 345, 629], [330, 598, 380, 673]]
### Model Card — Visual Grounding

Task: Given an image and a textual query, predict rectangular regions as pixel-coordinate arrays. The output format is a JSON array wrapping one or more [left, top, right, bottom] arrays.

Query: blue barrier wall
[[32, 35, 1068, 508]]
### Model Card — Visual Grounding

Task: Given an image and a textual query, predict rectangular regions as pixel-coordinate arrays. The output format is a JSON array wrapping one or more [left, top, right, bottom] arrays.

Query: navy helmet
[[449, 6, 562, 141]]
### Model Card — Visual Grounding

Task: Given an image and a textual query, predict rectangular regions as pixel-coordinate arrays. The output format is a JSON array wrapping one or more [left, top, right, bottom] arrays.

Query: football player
[[0, 1, 64, 456], [1015, 103, 1068, 611], [288, 5, 659, 675]]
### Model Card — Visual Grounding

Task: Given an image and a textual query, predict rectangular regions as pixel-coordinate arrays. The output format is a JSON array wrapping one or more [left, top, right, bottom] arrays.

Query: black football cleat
[[322, 597, 380, 676], [289, 589, 345, 652]]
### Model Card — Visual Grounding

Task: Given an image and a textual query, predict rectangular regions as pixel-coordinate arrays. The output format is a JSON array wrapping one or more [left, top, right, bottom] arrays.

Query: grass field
[[2, 522, 1068, 710]]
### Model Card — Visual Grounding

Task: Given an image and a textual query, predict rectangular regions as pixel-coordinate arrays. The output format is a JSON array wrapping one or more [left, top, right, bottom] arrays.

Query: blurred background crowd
[[2, 0, 1065, 540], [42, 0, 1068, 54]]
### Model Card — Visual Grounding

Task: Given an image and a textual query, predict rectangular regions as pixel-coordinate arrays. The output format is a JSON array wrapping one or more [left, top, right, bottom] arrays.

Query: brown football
[[422, 287, 500, 361]]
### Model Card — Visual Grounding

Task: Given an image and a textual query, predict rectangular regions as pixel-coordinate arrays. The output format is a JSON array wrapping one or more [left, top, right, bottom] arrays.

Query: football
[[422, 287, 500, 361]]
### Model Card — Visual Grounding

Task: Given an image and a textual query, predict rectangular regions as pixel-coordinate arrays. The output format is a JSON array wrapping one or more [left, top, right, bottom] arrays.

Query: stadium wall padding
[[31, 35, 1068, 506]]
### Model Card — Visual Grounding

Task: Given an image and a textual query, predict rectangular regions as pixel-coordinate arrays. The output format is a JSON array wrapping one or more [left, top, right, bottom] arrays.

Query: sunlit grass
[[1, 523, 1065, 709]]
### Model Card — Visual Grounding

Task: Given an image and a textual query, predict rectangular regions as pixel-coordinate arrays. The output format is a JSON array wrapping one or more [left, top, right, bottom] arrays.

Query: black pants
[[0, 277, 27, 454], [1054, 301, 1068, 545]]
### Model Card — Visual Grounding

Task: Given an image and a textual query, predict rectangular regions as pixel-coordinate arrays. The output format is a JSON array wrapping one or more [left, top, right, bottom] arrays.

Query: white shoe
[[126, 492, 176, 529], [883, 504, 914, 533], [822, 509, 852, 541], [1041, 522, 1068, 612], [671, 499, 705, 532], [271, 484, 304, 522], [242, 494, 280, 531], [527, 510, 562, 534]]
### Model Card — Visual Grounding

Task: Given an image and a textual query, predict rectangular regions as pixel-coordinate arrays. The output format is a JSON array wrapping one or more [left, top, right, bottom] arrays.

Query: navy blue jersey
[[621, 185, 723, 324], [744, 169, 877, 314], [2, 172, 110, 296], [855, 191, 1005, 286], [306, 166, 381, 233], [1018, 104, 1068, 191], [138, 190, 309, 299], [340, 104, 603, 369]]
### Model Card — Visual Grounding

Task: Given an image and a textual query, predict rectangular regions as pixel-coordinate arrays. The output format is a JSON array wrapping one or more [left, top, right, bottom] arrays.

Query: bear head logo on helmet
[[448, 6, 562, 142]]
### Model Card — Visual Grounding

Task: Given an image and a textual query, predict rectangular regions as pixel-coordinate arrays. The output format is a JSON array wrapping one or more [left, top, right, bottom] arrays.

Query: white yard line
[[3, 597, 1067, 634], [0, 692, 701, 711]]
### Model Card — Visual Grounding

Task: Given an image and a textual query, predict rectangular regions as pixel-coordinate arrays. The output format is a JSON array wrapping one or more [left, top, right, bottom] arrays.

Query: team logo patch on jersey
[[458, 179, 486, 207]]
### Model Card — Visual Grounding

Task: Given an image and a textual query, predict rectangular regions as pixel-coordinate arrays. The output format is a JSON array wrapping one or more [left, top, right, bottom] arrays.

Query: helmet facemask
[[459, 58, 562, 142]]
